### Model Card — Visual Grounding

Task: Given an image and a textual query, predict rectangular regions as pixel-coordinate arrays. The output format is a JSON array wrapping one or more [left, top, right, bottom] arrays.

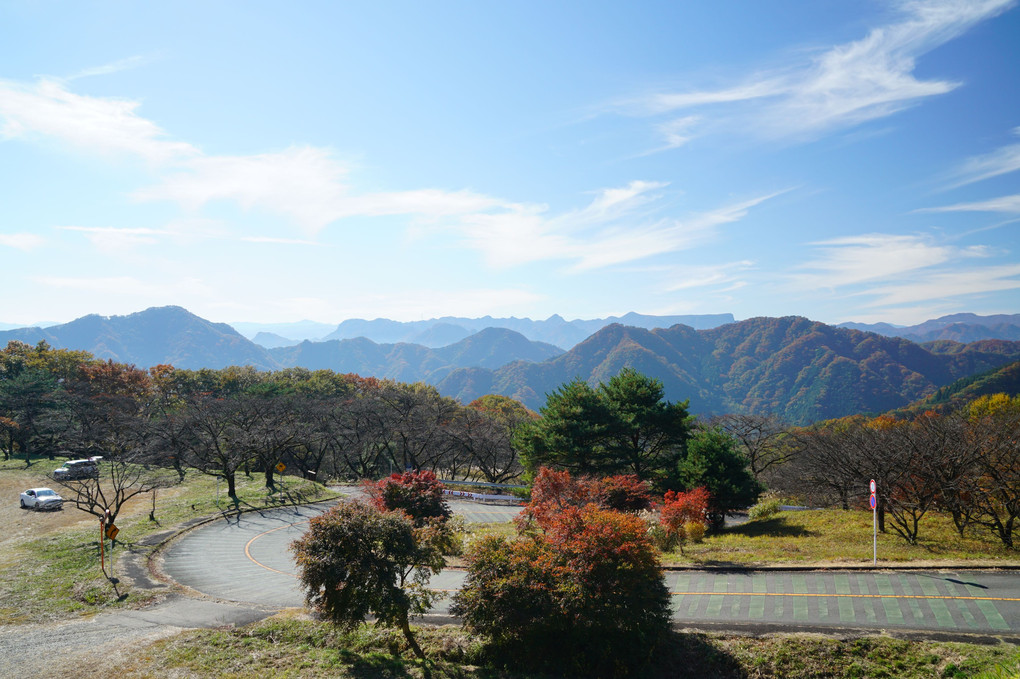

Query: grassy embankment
[[93, 612, 1020, 678], [0, 456, 339, 624], [662, 509, 1020, 566]]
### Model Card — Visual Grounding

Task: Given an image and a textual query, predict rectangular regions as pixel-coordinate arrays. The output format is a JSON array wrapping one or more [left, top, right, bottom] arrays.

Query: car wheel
[[20, 499, 26, 509]]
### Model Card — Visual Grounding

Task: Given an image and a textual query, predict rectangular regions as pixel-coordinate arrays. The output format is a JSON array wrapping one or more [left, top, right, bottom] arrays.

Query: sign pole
[[870, 479, 877, 566], [99, 516, 105, 572]]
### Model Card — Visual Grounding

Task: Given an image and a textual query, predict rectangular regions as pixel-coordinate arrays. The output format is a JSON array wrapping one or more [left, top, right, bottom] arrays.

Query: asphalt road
[[159, 500, 1020, 638]]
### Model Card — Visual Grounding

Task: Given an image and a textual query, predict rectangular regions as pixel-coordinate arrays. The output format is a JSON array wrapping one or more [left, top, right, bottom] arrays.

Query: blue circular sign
[[869, 494, 877, 509]]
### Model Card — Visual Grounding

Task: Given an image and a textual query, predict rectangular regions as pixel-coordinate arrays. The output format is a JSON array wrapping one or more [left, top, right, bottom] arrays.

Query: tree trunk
[[399, 616, 427, 663], [226, 472, 237, 498]]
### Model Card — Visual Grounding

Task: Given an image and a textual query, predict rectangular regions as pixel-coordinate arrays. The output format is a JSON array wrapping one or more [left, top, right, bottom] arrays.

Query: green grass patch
[[0, 457, 340, 624], [100, 614, 1020, 678], [663, 509, 1020, 566]]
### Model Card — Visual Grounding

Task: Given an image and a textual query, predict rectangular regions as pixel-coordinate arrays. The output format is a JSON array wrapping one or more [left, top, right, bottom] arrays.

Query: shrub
[[661, 486, 710, 553], [594, 473, 655, 512], [290, 500, 446, 661], [519, 467, 654, 532], [749, 493, 783, 521], [454, 500, 671, 677], [363, 469, 451, 526], [684, 520, 706, 543]]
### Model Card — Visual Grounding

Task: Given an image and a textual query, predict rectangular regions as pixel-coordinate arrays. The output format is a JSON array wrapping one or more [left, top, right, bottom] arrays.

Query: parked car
[[53, 458, 100, 480], [20, 488, 64, 511]]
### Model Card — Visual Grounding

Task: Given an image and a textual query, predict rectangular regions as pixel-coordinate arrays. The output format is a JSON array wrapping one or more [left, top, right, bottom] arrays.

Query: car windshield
[[37, 490, 56, 497]]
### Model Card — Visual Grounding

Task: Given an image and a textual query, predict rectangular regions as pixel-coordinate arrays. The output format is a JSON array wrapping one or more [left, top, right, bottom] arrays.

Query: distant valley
[[1, 306, 1018, 425]]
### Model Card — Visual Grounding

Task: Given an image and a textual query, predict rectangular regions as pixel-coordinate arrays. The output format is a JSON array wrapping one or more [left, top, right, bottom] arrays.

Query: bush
[[684, 520, 706, 543], [454, 501, 671, 677], [290, 500, 446, 661], [749, 493, 783, 521], [363, 469, 451, 525], [661, 486, 710, 552], [519, 467, 654, 532]]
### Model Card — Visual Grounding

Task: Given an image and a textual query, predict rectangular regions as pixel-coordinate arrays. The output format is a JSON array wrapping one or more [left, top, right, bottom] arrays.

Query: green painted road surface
[[160, 502, 1020, 635], [665, 570, 1019, 634]]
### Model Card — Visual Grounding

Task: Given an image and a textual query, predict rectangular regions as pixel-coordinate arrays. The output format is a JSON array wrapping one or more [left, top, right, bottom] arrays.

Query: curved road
[[160, 500, 1020, 637]]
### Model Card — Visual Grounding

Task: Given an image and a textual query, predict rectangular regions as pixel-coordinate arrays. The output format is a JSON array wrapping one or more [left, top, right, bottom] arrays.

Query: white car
[[53, 458, 99, 480], [20, 487, 64, 511]]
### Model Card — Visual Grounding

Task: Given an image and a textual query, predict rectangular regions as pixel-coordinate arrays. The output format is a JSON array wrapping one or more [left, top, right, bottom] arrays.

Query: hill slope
[[269, 328, 563, 383], [438, 317, 1020, 424], [0, 306, 278, 370]]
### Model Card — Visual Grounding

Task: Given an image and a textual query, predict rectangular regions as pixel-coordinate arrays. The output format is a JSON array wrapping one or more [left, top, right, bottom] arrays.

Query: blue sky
[[1, 0, 1018, 327]]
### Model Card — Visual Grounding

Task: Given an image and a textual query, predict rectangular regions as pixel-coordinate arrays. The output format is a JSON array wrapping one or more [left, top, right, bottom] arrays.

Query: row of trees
[[783, 395, 1020, 548], [0, 341, 534, 526]]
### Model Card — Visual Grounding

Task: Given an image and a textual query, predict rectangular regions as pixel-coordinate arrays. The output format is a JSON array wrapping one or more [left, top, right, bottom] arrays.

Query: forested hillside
[[439, 317, 1020, 423]]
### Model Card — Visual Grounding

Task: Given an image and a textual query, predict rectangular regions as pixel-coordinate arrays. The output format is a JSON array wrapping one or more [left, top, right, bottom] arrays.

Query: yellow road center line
[[244, 520, 309, 578], [670, 591, 1020, 602]]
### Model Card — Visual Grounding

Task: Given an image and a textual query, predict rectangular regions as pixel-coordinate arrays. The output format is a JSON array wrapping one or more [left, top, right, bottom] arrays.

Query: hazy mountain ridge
[[3, 306, 1020, 426], [438, 317, 1020, 424], [269, 327, 564, 383], [0, 306, 279, 370], [322, 312, 736, 349], [839, 313, 1020, 343]]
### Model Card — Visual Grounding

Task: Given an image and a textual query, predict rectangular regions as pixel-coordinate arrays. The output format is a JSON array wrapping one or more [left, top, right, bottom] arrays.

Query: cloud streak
[[459, 186, 781, 272], [945, 127, 1020, 187], [629, 0, 1015, 146], [919, 194, 1020, 214], [0, 78, 196, 163], [791, 233, 1020, 310]]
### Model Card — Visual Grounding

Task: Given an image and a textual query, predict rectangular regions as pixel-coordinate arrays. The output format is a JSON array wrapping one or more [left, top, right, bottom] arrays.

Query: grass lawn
[[91, 613, 1020, 678], [661, 509, 1020, 567], [0, 456, 340, 624]]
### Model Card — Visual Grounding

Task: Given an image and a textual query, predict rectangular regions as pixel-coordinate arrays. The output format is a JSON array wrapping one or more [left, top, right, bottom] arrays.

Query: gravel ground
[[0, 596, 277, 675]]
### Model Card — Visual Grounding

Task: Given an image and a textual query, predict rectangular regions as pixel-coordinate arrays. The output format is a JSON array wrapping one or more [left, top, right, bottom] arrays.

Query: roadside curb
[[660, 563, 1020, 572], [138, 494, 343, 592]]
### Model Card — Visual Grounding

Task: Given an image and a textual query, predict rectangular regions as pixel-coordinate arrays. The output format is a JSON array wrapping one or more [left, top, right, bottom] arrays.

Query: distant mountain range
[[839, 313, 1020, 343], [0, 306, 278, 370], [238, 312, 736, 349], [2, 306, 1019, 424], [437, 318, 1020, 423]]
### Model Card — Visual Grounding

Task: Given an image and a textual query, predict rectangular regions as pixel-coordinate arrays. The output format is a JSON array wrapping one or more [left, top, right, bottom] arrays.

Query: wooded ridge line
[[1, 306, 1018, 424]]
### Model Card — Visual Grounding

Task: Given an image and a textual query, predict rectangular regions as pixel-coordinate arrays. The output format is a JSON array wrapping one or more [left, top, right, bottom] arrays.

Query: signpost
[[869, 479, 877, 565], [100, 508, 111, 573]]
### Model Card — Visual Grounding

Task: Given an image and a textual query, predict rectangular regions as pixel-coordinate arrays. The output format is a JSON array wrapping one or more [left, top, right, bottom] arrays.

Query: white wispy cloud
[[241, 236, 321, 246], [665, 260, 755, 291], [69, 56, 150, 80], [134, 146, 505, 233], [629, 0, 1015, 145], [790, 233, 1020, 310], [459, 186, 781, 271], [0, 77, 196, 163], [0, 233, 45, 251], [59, 226, 167, 251], [793, 234, 955, 288], [862, 264, 1020, 307], [919, 193, 1020, 214], [946, 128, 1020, 187]]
